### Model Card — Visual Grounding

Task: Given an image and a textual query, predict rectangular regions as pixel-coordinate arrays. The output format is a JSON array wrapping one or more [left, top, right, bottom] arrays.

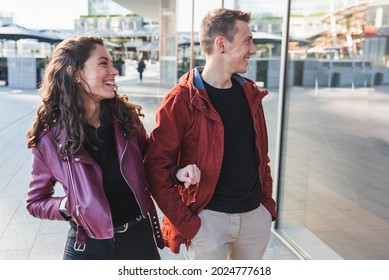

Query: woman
[[26, 35, 163, 260], [137, 58, 146, 82]]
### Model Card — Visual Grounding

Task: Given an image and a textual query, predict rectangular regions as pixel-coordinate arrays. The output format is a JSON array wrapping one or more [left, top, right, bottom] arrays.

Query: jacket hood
[[178, 66, 268, 101]]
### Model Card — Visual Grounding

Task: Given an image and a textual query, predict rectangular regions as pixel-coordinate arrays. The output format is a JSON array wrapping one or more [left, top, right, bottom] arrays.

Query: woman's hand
[[176, 164, 201, 188]]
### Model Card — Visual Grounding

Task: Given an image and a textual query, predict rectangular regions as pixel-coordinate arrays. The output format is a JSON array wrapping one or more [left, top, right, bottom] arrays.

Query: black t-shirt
[[203, 78, 261, 213], [84, 108, 141, 227]]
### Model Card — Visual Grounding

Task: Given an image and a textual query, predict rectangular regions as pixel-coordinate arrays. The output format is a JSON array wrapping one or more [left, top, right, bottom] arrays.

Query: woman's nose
[[111, 65, 119, 75]]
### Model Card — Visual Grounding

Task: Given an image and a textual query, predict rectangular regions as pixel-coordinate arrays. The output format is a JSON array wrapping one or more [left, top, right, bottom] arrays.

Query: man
[[145, 8, 276, 260]]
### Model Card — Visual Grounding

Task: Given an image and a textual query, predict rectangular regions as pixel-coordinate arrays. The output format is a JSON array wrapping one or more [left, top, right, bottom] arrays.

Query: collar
[[193, 66, 249, 90]]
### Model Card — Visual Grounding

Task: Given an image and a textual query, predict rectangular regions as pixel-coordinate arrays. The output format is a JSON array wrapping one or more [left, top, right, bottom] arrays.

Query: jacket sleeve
[[257, 103, 277, 221], [26, 146, 66, 221], [144, 90, 201, 240], [261, 154, 276, 220]]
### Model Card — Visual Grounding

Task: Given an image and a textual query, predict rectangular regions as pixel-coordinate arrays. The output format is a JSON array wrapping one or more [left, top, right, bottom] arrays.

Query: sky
[[0, 0, 88, 30]]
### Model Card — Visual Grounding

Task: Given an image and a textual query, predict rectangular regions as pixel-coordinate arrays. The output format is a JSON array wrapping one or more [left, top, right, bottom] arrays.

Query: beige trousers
[[188, 204, 272, 260]]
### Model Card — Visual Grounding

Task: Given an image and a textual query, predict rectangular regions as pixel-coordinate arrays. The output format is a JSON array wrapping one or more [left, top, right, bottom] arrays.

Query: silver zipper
[[119, 139, 146, 218], [66, 155, 95, 238]]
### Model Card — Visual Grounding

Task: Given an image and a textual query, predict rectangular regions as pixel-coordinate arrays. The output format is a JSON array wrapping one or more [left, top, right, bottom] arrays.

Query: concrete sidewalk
[[0, 62, 299, 260]]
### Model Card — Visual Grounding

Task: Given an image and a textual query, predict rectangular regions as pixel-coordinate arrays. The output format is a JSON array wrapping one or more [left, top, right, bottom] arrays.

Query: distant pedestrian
[[137, 57, 146, 82], [26, 35, 164, 260]]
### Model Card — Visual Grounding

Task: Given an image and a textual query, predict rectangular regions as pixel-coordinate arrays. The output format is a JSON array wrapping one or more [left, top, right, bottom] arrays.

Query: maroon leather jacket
[[26, 115, 164, 249], [145, 67, 276, 253]]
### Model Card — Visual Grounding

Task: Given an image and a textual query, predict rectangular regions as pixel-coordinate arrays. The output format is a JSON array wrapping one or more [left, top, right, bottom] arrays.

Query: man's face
[[224, 20, 257, 74]]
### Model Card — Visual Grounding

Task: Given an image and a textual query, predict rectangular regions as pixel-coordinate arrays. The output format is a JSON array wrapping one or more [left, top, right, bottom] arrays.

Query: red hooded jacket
[[145, 67, 276, 253]]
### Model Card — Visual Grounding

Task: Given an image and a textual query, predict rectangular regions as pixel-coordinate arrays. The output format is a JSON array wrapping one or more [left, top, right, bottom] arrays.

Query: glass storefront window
[[276, 0, 389, 259], [160, 0, 177, 84]]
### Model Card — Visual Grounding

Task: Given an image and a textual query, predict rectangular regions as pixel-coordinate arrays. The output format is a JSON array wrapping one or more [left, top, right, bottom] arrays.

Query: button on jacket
[[145, 67, 276, 254], [26, 115, 164, 249]]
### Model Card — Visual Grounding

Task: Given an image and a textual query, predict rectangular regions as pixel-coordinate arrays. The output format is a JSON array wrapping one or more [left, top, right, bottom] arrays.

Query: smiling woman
[[25, 35, 164, 260]]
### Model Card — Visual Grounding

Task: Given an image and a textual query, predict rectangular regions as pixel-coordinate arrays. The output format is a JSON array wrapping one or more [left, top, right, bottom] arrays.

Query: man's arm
[[144, 91, 201, 240]]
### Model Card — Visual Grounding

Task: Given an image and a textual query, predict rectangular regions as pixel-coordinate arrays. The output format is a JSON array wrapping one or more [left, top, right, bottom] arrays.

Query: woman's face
[[79, 44, 119, 102]]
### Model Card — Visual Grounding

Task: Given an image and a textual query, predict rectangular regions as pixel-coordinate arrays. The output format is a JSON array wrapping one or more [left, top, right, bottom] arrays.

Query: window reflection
[[277, 0, 389, 259]]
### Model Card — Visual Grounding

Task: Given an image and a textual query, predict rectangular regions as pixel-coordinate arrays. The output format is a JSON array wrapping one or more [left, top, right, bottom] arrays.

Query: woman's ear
[[67, 65, 81, 83]]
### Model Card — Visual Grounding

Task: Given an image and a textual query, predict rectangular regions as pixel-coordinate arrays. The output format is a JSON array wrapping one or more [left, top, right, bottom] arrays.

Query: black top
[[203, 78, 261, 213], [84, 107, 141, 227]]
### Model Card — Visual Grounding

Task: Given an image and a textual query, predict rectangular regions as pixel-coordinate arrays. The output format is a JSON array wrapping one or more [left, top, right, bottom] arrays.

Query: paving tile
[[28, 233, 67, 260], [0, 223, 40, 251], [0, 249, 30, 260]]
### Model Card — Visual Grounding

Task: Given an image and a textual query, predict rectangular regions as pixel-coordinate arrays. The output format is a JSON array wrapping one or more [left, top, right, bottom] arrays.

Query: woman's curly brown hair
[[27, 35, 144, 156]]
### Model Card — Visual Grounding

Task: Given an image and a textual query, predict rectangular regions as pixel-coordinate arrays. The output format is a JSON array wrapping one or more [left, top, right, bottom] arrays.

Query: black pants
[[63, 218, 160, 260]]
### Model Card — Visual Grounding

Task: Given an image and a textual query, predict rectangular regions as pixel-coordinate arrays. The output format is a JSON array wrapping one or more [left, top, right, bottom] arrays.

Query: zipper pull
[[76, 205, 81, 216]]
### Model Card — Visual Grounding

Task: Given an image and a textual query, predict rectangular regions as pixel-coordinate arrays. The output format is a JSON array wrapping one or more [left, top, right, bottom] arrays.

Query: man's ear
[[215, 36, 226, 54]]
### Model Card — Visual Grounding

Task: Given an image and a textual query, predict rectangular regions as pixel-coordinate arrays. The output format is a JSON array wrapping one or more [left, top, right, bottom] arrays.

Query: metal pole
[[273, 0, 291, 230]]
